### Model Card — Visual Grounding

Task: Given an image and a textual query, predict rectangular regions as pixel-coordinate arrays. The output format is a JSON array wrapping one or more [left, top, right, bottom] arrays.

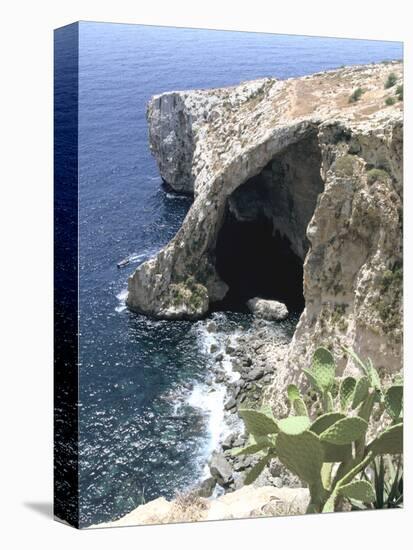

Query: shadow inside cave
[[214, 212, 305, 313], [211, 131, 324, 315]]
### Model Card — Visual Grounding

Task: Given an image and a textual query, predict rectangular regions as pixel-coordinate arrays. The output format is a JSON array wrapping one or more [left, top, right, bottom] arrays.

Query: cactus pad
[[322, 441, 352, 463], [344, 347, 381, 390], [351, 376, 370, 409], [384, 385, 403, 420], [324, 391, 334, 413], [369, 422, 403, 455], [343, 346, 369, 375], [303, 347, 335, 394], [286, 384, 308, 415], [287, 384, 300, 402], [366, 358, 381, 391], [293, 398, 308, 416], [338, 480, 375, 503], [320, 416, 368, 445], [310, 412, 345, 435], [278, 416, 310, 435], [276, 430, 324, 485], [238, 409, 278, 436], [311, 413, 351, 462], [231, 439, 272, 456], [339, 376, 356, 410], [244, 454, 271, 485], [302, 368, 323, 393], [313, 347, 335, 388]]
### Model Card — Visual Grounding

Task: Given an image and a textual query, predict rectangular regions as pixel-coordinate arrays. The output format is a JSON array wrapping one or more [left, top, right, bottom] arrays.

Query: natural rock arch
[[211, 130, 324, 313]]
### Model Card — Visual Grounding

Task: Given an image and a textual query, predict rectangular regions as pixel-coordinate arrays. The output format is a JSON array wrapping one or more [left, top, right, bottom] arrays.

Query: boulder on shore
[[247, 298, 288, 321], [195, 476, 216, 498], [209, 451, 233, 486]]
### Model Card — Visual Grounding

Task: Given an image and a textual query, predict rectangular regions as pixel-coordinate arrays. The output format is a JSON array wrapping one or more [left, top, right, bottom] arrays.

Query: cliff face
[[127, 62, 403, 375]]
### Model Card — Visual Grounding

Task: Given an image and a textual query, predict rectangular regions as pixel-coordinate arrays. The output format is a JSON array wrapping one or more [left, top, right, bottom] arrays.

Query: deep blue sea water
[[77, 22, 402, 526]]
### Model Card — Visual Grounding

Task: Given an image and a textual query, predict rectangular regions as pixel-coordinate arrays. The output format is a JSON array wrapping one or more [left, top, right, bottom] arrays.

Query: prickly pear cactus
[[235, 347, 403, 514]]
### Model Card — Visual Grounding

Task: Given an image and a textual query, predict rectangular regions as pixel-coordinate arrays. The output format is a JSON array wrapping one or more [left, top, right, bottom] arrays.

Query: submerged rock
[[247, 298, 288, 321], [206, 321, 217, 332]]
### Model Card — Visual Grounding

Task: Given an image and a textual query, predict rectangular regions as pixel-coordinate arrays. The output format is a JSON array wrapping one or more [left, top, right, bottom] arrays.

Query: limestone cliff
[[127, 62, 403, 376]]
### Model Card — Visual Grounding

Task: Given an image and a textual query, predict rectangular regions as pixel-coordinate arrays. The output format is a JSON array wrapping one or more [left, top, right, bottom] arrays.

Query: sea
[[74, 21, 402, 526]]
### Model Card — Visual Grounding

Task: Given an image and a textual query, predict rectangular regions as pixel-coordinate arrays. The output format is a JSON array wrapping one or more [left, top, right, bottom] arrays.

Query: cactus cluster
[[233, 347, 403, 513]]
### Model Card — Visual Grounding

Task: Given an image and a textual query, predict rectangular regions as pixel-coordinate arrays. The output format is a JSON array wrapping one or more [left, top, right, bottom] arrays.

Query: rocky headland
[[127, 61, 402, 376], [118, 61, 403, 526]]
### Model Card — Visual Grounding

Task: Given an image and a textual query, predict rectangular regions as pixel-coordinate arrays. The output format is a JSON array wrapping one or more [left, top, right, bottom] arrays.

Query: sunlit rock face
[[127, 62, 403, 376]]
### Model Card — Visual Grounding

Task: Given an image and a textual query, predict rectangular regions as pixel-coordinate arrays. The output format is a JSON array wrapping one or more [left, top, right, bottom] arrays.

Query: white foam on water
[[116, 288, 128, 301], [195, 314, 241, 384], [182, 313, 245, 476], [115, 288, 128, 313], [186, 383, 227, 459], [114, 248, 159, 313], [166, 193, 191, 200], [128, 248, 158, 264]]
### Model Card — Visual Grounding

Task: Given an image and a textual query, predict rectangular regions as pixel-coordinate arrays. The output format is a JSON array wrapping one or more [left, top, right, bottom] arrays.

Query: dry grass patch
[[167, 491, 209, 523]]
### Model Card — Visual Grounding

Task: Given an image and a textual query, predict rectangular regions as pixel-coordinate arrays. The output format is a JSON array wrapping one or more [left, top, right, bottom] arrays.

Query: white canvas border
[[1, 0, 411, 548]]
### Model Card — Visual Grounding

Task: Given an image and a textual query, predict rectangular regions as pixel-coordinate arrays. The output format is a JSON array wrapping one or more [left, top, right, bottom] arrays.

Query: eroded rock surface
[[92, 485, 309, 527], [127, 61, 403, 376], [247, 298, 288, 321], [209, 451, 233, 486]]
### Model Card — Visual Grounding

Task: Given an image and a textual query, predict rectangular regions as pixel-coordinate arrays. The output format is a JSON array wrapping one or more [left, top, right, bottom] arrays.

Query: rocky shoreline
[[91, 312, 305, 529], [195, 313, 300, 499]]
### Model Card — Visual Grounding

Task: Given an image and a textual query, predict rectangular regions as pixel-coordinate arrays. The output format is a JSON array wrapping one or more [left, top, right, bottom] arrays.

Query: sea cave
[[212, 131, 324, 314]]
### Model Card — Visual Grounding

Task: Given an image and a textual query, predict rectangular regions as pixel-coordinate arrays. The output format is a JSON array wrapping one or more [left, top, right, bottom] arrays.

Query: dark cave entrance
[[212, 132, 324, 315], [214, 210, 305, 313]]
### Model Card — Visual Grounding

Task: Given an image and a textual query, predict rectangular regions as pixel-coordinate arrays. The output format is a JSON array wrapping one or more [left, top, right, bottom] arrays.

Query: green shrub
[[385, 96, 396, 106], [375, 263, 402, 331], [170, 278, 208, 311], [366, 168, 389, 185], [384, 73, 398, 88], [335, 154, 357, 176], [233, 347, 403, 514], [396, 84, 403, 101], [381, 265, 402, 293], [349, 87, 364, 103]]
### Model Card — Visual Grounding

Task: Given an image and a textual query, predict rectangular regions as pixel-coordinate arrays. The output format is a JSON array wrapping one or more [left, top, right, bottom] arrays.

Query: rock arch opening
[[213, 131, 324, 315]]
